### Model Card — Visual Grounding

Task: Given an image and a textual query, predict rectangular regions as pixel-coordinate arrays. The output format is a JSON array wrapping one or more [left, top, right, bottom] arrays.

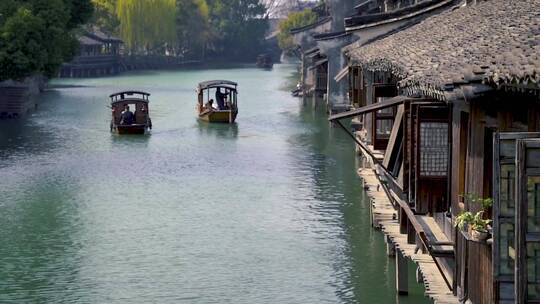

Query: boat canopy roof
[[110, 91, 150, 104], [197, 80, 237, 92]]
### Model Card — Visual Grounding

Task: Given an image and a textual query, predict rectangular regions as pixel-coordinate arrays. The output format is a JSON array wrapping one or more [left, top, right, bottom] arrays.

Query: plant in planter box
[[470, 211, 491, 241], [455, 211, 492, 241], [455, 211, 474, 231]]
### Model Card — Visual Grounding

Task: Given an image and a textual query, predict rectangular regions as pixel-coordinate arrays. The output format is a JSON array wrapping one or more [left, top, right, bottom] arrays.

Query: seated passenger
[[205, 99, 216, 111], [120, 105, 134, 125], [198, 101, 204, 113]]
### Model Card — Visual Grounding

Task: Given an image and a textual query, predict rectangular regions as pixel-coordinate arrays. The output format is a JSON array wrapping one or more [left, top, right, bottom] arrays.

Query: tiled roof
[[313, 30, 348, 41], [345, 0, 452, 28], [78, 35, 102, 46], [345, 0, 540, 99], [290, 16, 332, 34], [85, 29, 123, 43]]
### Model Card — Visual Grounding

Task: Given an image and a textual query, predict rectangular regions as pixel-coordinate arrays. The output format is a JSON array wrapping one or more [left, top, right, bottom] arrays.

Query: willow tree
[[90, 0, 119, 33], [277, 9, 317, 55], [116, 0, 176, 54]]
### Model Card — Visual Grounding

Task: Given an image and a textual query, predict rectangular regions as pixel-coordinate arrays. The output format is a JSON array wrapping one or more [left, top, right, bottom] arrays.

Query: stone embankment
[[0, 76, 45, 119]]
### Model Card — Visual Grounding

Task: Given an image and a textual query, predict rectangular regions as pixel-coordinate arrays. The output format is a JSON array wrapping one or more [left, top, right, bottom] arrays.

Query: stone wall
[[0, 76, 44, 119]]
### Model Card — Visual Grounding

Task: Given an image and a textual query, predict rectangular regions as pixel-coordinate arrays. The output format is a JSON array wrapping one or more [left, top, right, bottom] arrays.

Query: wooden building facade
[[331, 0, 540, 302], [59, 31, 123, 78]]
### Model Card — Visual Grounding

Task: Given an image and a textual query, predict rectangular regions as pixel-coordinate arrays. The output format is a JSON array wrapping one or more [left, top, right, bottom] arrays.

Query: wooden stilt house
[[331, 0, 540, 302]]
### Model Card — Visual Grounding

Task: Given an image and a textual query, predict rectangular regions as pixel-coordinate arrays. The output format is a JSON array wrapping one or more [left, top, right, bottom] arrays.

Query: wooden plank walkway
[[358, 167, 459, 304]]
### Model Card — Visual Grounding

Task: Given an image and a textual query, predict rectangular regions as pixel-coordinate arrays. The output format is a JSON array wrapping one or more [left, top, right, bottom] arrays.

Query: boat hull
[[113, 124, 148, 134], [257, 63, 273, 69], [199, 110, 237, 123]]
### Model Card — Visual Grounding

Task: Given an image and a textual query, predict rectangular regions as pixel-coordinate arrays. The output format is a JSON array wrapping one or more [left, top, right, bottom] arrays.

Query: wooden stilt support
[[416, 267, 424, 284], [386, 235, 395, 256], [384, 235, 396, 257], [396, 249, 408, 295]]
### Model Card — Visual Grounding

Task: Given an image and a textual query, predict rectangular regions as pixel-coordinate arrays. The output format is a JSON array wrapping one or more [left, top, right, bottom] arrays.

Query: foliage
[[88, 0, 269, 59], [463, 193, 493, 210], [116, 0, 177, 53], [455, 211, 491, 232], [89, 0, 119, 33], [277, 9, 317, 54], [455, 211, 474, 230], [176, 0, 211, 58], [471, 211, 491, 232], [0, 0, 93, 81], [205, 0, 268, 60]]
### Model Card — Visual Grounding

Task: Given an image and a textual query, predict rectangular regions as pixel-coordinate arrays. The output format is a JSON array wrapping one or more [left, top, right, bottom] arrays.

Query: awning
[[304, 47, 320, 57], [334, 66, 349, 82], [308, 58, 328, 70], [328, 95, 410, 121]]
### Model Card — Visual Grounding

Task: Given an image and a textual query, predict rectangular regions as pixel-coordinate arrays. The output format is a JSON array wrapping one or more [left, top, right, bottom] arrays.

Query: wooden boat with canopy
[[109, 90, 152, 134], [197, 80, 238, 123], [256, 54, 273, 69]]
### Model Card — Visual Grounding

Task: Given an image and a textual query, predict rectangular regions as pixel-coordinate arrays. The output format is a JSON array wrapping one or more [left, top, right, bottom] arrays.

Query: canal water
[[0, 64, 429, 303]]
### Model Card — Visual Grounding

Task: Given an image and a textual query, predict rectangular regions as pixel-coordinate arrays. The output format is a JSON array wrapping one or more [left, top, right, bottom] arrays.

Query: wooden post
[[416, 267, 423, 284], [386, 235, 395, 257], [396, 249, 408, 295], [399, 207, 407, 234]]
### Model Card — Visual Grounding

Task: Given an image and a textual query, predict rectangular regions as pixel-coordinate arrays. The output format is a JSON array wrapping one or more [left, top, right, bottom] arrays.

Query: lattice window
[[419, 122, 448, 176]]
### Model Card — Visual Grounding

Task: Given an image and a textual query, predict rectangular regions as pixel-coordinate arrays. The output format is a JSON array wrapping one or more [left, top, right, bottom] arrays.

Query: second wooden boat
[[196, 80, 238, 123]]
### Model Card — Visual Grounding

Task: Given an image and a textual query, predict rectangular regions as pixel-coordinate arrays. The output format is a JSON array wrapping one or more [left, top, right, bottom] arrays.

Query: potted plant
[[455, 210, 492, 242], [455, 211, 474, 231], [470, 211, 491, 241]]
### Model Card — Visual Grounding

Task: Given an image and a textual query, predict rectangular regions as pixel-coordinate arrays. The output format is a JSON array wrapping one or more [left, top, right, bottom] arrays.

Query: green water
[[0, 65, 430, 303]]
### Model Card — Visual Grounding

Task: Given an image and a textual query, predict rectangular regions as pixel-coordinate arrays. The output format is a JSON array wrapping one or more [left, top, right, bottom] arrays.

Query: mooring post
[[386, 235, 395, 256], [416, 267, 423, 284], [396, 250, 408, 295]]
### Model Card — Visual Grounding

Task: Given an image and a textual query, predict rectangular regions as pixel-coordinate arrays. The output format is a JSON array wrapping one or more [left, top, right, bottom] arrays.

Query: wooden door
[[494, 133, 540, 303], [516, 139, 540, 303]]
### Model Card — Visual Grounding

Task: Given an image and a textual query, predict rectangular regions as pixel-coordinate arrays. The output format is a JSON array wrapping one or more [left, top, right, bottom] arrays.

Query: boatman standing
[[215, 88, 228, 110], [120, 105, 134, 125]]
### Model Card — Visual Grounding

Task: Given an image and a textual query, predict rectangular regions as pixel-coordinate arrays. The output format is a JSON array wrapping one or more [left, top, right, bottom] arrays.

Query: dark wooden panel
[[467, 242, 493, 304]]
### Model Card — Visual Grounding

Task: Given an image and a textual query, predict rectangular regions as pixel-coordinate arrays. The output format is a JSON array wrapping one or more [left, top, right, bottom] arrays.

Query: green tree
[[277, 9, 317, 54], [0, 0, 93, 81], [90, 0, 119, 33], [0, 8, 46, 80], [176, 0, 211, 59], [116, 0, 177, 53], [206, 0, 268, 60]]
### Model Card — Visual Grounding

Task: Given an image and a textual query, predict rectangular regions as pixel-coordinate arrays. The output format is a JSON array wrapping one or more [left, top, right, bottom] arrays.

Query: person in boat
[[224, 96, 231, 110], [215, 88, 228, 110], [205, 99, 216, 111], [120, 105, 134, 125]]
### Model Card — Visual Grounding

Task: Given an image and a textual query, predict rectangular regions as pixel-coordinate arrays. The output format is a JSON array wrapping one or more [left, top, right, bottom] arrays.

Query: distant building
[[59, 30, 123, 78], [290, 0, 462, 114]]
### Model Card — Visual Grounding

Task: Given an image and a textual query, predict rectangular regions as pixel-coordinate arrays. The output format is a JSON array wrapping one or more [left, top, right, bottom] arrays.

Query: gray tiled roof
[[345, 0, 540, 98], [78, 35, 102, 46]]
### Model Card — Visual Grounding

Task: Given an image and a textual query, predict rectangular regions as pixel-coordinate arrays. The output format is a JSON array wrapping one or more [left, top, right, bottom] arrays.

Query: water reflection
[[289, 101, 430, 303], [196, 120, 239, 139], [0, 172, 82, 303], [0, 65, 431, 304], [109, 132, 151, 148]]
